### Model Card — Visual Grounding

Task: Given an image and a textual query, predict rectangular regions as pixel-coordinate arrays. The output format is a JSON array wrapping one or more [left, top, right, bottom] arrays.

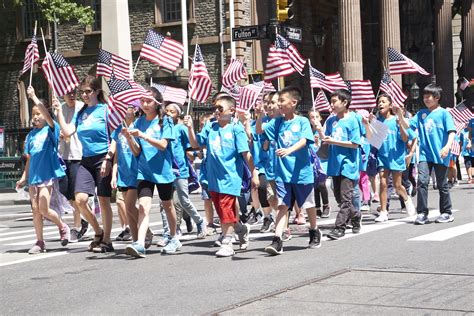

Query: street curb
[[0, 200, 30, 206]]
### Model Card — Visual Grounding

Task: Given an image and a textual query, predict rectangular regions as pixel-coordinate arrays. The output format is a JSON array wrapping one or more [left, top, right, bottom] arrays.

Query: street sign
[[283, 26, 302, 42], [232, 25, 268, 41]]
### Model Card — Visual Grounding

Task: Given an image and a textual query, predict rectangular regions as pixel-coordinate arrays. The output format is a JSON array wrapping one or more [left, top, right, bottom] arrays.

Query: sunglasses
[[214, 105, 225, 112], [79, 89, 94, 95]]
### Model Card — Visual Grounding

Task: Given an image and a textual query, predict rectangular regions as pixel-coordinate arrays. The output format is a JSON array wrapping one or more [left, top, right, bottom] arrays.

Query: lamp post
[[410, 82, 420, 112]]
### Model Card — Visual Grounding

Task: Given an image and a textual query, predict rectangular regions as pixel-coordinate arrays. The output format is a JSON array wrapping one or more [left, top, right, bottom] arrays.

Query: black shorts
[[258, 174, 270, 208], [58, 160, 81, 200], [137, 180, 173, 201], [464, 156, 473, 169], [75, 154, 112, 197]]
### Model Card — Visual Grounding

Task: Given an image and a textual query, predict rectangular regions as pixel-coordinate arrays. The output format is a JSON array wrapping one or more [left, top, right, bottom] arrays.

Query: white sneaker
[[215, 244, 235, 257], [375, 211, 389, 222], [405, 198, 416, 216]]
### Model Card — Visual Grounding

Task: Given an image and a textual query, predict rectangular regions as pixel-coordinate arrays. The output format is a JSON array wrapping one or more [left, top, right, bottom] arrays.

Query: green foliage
[[13, 0, 95, 26]]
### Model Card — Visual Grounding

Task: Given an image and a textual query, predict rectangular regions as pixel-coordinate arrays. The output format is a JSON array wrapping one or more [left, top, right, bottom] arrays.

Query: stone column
[[434, 0, 454, 107], [101, 0, 133, 78], [338, 0, 363, 80], [381, 0, 401, 85], [462, 0, 474, 79]]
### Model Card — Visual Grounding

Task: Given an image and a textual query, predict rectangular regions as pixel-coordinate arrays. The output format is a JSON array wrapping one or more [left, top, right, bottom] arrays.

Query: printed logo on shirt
[[423, 118, 437, 134], [291, 123, 300, 133], [332, 127, 347, 141], [280, 130, 299, 148], [224, 132, 233, 140], [210, 135, 223, 156], [31, 132, 48, 153], [421, 113, 427, 120], [119, 134, 131, 153]]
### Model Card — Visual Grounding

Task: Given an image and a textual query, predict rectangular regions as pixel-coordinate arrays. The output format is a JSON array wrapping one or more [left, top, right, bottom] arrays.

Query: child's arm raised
[[255, 103, 265, 135], [26, 86, 54, 128], [183, 115, 200, 149], [123, 127, 142, 156]]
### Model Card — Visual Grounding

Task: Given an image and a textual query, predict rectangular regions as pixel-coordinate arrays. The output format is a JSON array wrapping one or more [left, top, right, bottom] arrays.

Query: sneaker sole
[[435, 219, 454, 223], [326, 234, 342, 240], [125, 246, 145, 258], [61, 239, 69, 247], [264, 246, 283, 255], [308, 243, 321, 249], [162, 246, 182, 254]]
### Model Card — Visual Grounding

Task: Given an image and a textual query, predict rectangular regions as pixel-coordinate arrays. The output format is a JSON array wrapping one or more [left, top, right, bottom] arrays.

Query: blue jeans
[[417, 161, 452, 215]]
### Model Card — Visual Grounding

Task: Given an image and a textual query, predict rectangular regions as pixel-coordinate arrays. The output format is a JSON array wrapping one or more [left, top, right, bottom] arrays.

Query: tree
[[13, 0, 95, 26]]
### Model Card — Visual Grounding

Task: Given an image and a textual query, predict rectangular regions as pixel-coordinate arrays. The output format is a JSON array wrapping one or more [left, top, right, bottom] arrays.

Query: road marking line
[[408, 222, 474, 241], [0, 251, 68, 267]]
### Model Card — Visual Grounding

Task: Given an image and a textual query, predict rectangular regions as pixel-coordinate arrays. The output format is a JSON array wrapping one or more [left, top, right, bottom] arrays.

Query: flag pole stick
[[308, 59, 315, 104], [133, 56, 141, 77], [187, 39, 199, 116], [150, 76, 153, 86], [431, 42, 436, 84], [40, 27, 56, 98], [28, 21, 38, 87]]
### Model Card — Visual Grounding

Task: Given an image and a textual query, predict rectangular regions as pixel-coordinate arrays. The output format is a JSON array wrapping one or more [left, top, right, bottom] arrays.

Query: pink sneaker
[[59, 224, 70, 246], [372, 193, 380, 203]]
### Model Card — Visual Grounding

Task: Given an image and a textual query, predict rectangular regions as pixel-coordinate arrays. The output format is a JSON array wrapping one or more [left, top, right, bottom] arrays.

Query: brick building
[[0, 0, 472, 159]]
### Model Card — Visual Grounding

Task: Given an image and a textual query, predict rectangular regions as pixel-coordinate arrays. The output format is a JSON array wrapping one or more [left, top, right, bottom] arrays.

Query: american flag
[[151, 83, 187, 105], [313, 89, 331, 112], [263, 81, 276, 93], [276, 35, 305, 73], [41, 52, 79, 97], [388, 47, 429, 76], [220, 84, 241, 102], [379, 70, 407, 107], [237, 81, 265, 113], [448, 101, 474, 123], [222, 58, 247, 88], [450, 138, 461, 156], [96, 48, 130, 80], [264, 44, 294, 81], [346, 80, 377, 109], [107, 74, 146, 130], [309, 65, 347, 93], [140, 30, 184, 71], [188, 45, 212, 103], [21, 35, 40, 75]]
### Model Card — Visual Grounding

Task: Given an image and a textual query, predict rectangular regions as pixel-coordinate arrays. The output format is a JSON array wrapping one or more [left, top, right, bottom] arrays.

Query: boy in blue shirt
[[409, 84, 456, 224], [324, 89, 362, 240], [188, 95, 259, 257], [258, 86, 322, 255]]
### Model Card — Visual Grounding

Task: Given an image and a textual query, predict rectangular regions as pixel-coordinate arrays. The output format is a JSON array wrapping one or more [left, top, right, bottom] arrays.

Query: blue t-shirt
[[73, 103, 110, 157], [260, 116, 278, 180], [410, 107, 455, 166], [352, 112, 367, 173], [171, 123, 192, 179], [197, 122, 249, 196], [263, 116, 314, 184], [460, 128, 473, 157], [134, 115, 175, 184], [325, 114, 361, 180], [24, 122, 65, 185], [250, 120, 266, 174], [377, 116, 407, 171], [111, 125, 138, 188]]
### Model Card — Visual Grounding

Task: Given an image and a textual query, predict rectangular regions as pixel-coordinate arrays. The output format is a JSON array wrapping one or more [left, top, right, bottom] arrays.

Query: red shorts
[[210, 191, 237, 224]]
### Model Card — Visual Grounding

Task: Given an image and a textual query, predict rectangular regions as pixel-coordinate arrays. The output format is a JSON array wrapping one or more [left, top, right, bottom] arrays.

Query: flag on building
[[140, 30, 184, 71], [379, 70, 407, 107], [41, 52, 79, 97], [449, 101, 474, 123], [21, 35, 40, 75], [237, 81, 265, 112], [96, 48, 130, 80], [313, 90, 331, 112], [107, 74, 145, 129], [151, 83, 187, 105], [222, 58, 247, 88], [346, 80, 377, 109], [309, 65, 346, 93], [388, 47, 429, 76], [188, 45, 212, 103]]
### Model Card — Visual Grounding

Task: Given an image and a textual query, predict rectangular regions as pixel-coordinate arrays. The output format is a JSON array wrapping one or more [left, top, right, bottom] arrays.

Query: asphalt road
[[0, 183, 473, 315]]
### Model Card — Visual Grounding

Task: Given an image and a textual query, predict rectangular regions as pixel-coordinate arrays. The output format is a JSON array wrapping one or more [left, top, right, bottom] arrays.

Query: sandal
[[87, 230, 104, 252], [92, 241, 115, 253]]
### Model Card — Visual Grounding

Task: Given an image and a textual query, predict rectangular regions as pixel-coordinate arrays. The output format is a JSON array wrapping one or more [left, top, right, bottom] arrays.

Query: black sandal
[[92, 242, 115, 253], [88, 230, 104, 252]]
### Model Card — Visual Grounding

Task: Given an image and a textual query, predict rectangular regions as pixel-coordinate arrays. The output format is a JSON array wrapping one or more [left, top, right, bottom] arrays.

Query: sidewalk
[[0, 190, 30, 206]]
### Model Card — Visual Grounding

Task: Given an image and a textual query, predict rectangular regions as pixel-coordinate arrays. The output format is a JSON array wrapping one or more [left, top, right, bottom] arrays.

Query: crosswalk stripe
[[408, 222, 474, 241]]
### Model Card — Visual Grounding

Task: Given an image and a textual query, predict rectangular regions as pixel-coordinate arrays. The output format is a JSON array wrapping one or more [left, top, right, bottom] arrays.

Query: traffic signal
[[276, 0, 294, 22]]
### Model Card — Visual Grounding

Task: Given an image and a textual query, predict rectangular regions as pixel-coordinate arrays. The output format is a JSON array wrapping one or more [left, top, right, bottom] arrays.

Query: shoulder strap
[[74, 104, 88, 128]]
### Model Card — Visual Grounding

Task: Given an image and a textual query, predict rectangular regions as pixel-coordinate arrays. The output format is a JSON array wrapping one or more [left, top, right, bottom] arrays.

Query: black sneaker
[[260, 216, 273, 233], [246, 208, 258, 225], [316, 208, 322, 218], [69, 228, 80, 243], [351, 215, 362, 234], [321, 205, 331, 218], [78, 219, 89, 240], [308, 228, 322, 249], [116, 229, 126, 241], [184, 215, 193, 233], [264, 236, 283, 255], [327, 228, 345, 240]]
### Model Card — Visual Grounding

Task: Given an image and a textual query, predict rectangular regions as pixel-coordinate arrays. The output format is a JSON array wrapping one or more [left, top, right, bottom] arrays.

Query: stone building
[[0, 0, 472, 158]]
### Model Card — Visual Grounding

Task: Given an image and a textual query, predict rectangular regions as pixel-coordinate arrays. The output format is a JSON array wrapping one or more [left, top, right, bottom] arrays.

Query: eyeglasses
[[65, 90, 77, 96], [214, 106, 224, 112], [79, 89, 94, 95]]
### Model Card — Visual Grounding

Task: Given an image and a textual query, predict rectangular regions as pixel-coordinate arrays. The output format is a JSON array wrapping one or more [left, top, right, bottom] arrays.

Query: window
[[156, 0, 195, 25], [91, 0, 101, 31], [20, 0, 48, 39]]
